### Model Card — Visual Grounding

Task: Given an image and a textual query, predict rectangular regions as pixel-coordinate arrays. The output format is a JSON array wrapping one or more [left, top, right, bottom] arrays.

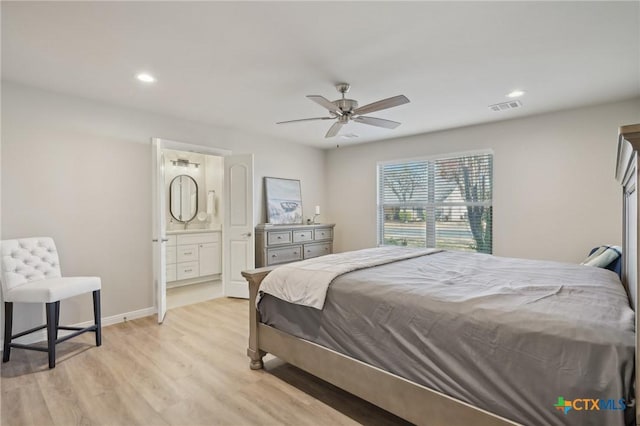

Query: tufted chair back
[[0, 237, 62, 296]]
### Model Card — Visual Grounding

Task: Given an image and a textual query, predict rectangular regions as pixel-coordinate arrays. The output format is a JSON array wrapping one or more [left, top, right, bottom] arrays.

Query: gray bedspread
[[258, 250, 635, 426]]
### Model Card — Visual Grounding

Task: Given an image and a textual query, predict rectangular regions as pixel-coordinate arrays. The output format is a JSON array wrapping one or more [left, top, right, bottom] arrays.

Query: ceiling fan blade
[[353, 116, 402, 129], [276, 117, 333, 124], [307, 95, 343, 116], [325, 121, 344, 138], [353, 95, 410, 116]]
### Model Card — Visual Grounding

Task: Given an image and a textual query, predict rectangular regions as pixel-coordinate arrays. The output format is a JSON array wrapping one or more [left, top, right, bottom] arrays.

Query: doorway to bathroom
[[151, 138, 254, 324]]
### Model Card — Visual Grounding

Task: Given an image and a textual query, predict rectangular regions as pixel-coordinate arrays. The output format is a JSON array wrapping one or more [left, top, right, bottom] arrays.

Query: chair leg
[[93, 290, 102, 347], [46, 302, 56, 369], [3, 302, 13, 362], [54, 301, 60, 340]]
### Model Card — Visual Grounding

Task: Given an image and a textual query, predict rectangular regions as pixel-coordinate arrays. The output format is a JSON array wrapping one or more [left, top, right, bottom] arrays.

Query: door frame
[[151, 138, 231, 323]]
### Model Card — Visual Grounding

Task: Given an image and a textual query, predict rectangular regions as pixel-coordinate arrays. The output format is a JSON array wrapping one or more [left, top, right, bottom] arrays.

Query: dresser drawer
[[292, 230, 313, 243], [166, 246, 177, 264], [304, 243, 332, 259], [176, 261, 199, 280], [314, 228, 333, 241], [267, 245, 302, 265], [267, 231, 292, 245], [177, 244, 198, 263], [166, 263, 177, 282]]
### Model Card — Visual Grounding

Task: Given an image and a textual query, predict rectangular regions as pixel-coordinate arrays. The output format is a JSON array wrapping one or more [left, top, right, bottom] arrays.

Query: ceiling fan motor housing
[[335, 98, 358, 115]]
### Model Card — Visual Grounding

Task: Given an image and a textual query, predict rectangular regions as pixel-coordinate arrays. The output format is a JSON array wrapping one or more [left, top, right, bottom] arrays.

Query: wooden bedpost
[[241, 267, 275, 370]]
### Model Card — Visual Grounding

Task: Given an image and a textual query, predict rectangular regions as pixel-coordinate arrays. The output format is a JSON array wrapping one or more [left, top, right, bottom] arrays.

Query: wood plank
[[1, 298, 407, 425]]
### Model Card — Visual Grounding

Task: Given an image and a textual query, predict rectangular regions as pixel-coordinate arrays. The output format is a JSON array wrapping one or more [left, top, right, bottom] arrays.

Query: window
[[377, 152, 493, 253]]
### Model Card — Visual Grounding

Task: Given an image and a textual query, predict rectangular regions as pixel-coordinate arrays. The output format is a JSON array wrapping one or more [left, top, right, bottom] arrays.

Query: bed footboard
[[241, 266, 275, 370]]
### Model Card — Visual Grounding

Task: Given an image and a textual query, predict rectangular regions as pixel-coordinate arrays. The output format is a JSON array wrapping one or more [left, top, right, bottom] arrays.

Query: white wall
[[325, 98, 640, 263], [1, 82, 326, 333], [3, 81, 638, 338]]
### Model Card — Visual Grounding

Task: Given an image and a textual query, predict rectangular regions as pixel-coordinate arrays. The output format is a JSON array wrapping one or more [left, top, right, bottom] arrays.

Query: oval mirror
[[169, 175, 198, 222]]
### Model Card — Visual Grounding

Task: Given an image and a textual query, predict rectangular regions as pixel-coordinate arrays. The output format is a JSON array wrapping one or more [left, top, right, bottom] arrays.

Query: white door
[[223, 154, 254, 298], [151, 138, 168, 323]]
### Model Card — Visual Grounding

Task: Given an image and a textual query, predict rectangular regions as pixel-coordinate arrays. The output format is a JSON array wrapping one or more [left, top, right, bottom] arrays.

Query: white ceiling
[[2, 1, 639, 148]]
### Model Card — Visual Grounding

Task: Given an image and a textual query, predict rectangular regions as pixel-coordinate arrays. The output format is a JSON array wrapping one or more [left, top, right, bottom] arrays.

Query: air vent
[[489, 100, 522, 112]]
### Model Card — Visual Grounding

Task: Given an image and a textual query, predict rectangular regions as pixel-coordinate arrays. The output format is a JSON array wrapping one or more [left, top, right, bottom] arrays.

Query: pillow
[[581, 245, 622, 268]]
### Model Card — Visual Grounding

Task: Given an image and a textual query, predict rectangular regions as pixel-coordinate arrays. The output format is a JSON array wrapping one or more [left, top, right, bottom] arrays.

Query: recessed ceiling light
[[506, 90, 525, 98], [136, 73, 156, 83]]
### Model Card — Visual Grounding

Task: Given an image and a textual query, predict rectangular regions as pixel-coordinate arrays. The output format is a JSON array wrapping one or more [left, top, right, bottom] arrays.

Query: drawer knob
[[277, 236, 282, 239], [184, 252, 192, 255], [272, 254, 277, 257], [294, 251, 298, 255], [185, 269, 192, 272]]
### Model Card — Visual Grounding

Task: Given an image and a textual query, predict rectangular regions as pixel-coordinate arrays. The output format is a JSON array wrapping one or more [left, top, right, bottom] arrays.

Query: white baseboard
[[0, 306, 156, 349]]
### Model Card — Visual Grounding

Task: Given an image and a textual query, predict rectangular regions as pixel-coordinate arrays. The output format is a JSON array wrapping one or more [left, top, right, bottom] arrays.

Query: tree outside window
[[378, 153, 492, 253]]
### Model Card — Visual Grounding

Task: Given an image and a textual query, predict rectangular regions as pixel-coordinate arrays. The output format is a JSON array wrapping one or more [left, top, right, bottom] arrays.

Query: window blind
[[377, 152, 493, 253]]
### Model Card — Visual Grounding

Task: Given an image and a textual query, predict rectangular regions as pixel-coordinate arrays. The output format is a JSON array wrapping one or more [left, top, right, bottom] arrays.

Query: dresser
[[166, 230, 221, 287], [255, 223, 335, 267]]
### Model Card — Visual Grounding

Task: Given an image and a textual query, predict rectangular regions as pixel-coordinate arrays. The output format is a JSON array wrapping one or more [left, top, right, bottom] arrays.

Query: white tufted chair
[[1, 237, 101, 368]]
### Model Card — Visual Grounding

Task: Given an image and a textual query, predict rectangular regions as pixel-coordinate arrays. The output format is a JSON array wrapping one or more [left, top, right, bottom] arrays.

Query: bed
[[242, 123, 640, 426]]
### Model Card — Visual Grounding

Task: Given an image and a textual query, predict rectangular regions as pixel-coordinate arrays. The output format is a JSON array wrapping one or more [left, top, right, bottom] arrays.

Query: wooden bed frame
[[616, 123, 640, 426], [242, 123, 640, 426]]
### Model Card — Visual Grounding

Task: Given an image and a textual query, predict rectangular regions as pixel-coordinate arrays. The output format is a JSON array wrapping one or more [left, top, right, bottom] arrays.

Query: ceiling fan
[[277, 83, 410, 138]]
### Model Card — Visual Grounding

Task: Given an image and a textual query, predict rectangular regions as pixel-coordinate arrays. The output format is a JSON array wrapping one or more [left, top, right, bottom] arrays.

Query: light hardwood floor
[[1, 298, 409, 426]]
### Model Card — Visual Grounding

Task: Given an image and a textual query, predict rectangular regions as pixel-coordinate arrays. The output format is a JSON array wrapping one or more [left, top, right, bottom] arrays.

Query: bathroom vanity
[[166, 229, 221, 287]]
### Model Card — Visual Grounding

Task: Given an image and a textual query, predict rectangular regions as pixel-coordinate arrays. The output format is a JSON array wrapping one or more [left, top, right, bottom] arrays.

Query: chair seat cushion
[[4, 276, 101, 303]]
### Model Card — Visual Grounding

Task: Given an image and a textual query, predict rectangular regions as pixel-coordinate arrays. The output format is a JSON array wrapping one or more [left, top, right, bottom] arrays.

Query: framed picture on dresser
[[264, 177, 303, 224]]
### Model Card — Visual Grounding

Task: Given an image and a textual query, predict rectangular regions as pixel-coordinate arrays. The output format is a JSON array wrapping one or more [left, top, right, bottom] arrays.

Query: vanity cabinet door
[[166, 246, 177, 264], [199, 242, 221, 276], [166, 246, 177, 282], [166, 263, 177, 282]]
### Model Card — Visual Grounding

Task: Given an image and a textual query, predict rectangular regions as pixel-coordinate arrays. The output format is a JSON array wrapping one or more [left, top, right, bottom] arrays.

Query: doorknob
[[242, 232, 252, 237]]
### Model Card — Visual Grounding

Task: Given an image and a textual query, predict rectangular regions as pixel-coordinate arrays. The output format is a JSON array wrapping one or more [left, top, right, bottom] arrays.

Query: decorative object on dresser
[[166, 231, 221, 287], [255, 223, 335, 267], [264, 177, 303, 225]]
